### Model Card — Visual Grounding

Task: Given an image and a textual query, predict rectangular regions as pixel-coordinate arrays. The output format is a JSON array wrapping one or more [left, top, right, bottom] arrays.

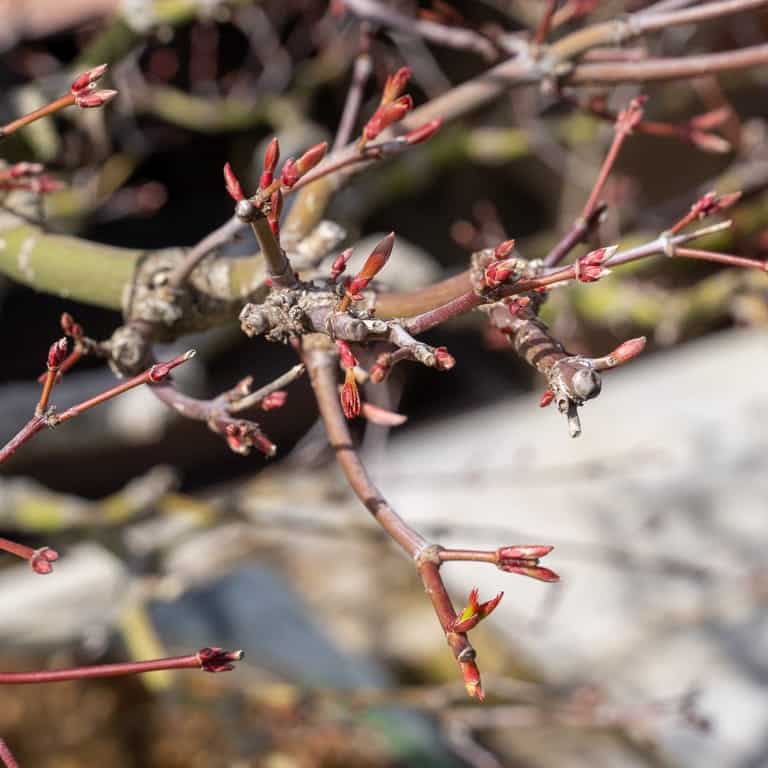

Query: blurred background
[[0, 1, 767, 766]]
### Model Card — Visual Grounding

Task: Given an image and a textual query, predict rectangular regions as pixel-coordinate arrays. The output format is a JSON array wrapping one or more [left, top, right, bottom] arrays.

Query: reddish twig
[[0, 648, 243, 684], [0, 351, 195, 466], [0, 64, 116, 139], [0, 538, 58, 574], [0, 739, 18, 768]]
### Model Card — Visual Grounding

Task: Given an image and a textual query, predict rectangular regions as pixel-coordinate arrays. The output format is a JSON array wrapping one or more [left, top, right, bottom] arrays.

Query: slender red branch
[[0, 739, 18, 768], [0, 648, 243, 684]]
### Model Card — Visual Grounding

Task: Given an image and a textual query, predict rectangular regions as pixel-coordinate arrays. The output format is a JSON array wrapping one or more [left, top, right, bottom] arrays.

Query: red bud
[[223, 162, 245, 202], [296, 142, 327, 175], [404, 118, 442, 145], [493, 239, 516, 260], [347, 232, 394, 294], [260, 391, 287, 411], [434, 347, 455, 371], [70, 63, 108, 94], [30, 547, 59, 575], [340, 370, 361, 419], [335, 340, 358, 370], [330, 248, 353, 281], [260, 137, 280, 189], [498, 545, 554, 560], [280, 158, 299, 188], [363, 96, 413, 141], [47, 338, 68, 369], [197, 647, 244, 673], [539, 389, 554, 407], [382, 66, 412, 104], [74, 89, 118, 108], [461, 660, 484, 701]]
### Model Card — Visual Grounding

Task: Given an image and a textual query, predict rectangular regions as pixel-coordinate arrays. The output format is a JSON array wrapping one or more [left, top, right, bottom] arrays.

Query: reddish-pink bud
[[260, 391, 287, 411], [8, 162, 43, 178], [224, 422, 276, 457], [539, 389, 554, 407], [223, 162, 245, 202], [575, 245, 616, 283], [70, 63, 108, 94], [616, 95, 646, 135], [499, 563, 560, 582], [340, 371, 361, 419], [30, 547, 59, 575], [363, 96, 413, 141], [484, 259, 520, 288], [47, 338, 68, 369], [498, 545, 554, 560], [148, 350, 195, 382], [382, 66, 412, 104], [347, 233, 394, 295], [461, 660, 484, 701], [606, 336, 646, 367], [296, 142, 327, 175], [368, 352, 392, 384], [493, 239, 516, 261], [280, 158, 299, 188], [506, 296, 531, 317], [61, 312, 76, 335], [335, 339, 358, 370], [74, 89, 118, 109], [260, 137, 280, 189], [268, 188, 283, 236], [452, 587, 504, 633], [330, 248, 353, 281], [434, 347, 455, 371], [403, 118, 442, 146], [197, 647, 244, 673]]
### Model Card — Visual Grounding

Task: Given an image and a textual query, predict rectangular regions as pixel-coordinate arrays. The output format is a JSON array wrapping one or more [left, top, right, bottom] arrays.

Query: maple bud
[[296, 142, 327, 175], [74, 89, 118, 109], [330, 248, 353, 281], [280, 158, 299, 188], [224, 422, 276, 457], [434, 347, 455, 371], [363, 96, 413, 141], [197, 647, 244, 673], [616, 95, 647, 135], [260, 137, 280, 189], [148, 350, 195, 382], [69, 63, 108, 94], [260, 391, 287, 411], [30, 547, 59, 575], [47, 338, 68, 370], [8, 162, 43, 178], [369, 352, 392, 384], [382, 66, 412, 104], [223, 162, 245, 202], [593, 336, 647, 371], [335, 340, 358, 370], [268, 188, 283, 236], [461, 660, 484, 701], [484, 258, 521, 288], [497, 544, 559, 582], [575, 245, 616, 283], [498, 545, 553, 560], [340, 370, 361, 419], [403, 118, 442, 146], [347, 233, 394, 295], [539, 389, 554, 407], [493, 239, 516, 260], [506, 296, 531, 317], [451, 588, 503, 633]]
